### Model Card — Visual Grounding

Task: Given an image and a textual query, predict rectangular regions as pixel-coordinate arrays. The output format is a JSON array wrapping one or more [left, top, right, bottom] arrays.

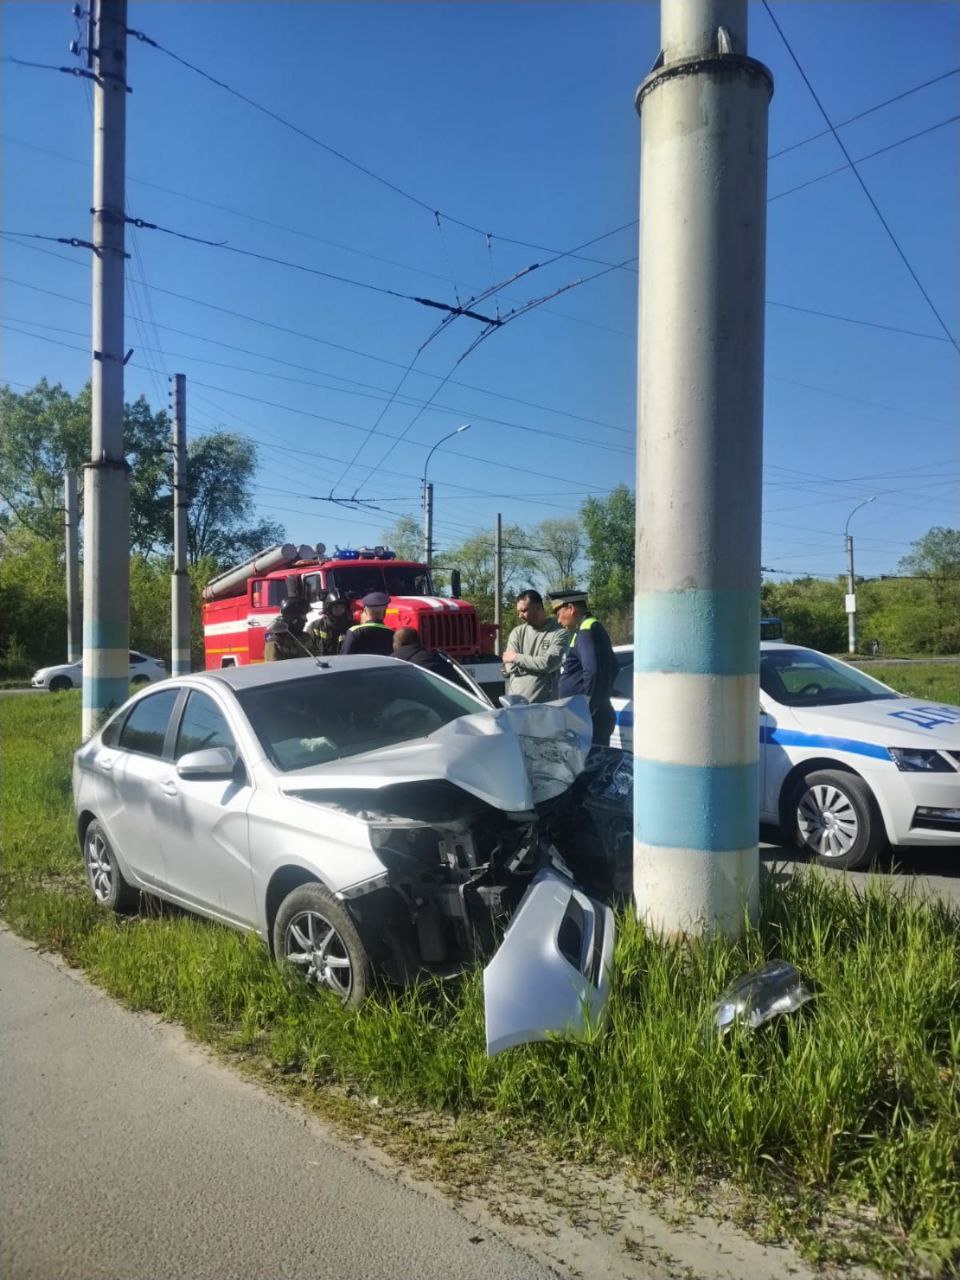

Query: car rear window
[[235, 665, 482, 772]]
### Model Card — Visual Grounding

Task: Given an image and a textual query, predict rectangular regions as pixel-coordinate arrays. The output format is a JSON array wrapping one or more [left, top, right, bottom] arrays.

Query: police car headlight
[[887, 747, 955, 773]]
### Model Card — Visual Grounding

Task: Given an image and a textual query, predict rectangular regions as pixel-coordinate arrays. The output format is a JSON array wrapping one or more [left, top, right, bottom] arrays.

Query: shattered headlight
[[887, 747, 955, 773]]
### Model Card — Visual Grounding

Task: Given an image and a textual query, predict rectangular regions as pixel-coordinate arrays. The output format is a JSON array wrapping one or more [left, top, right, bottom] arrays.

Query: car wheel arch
[[265, 865, 329, 955], [77, 809, 98, 849]]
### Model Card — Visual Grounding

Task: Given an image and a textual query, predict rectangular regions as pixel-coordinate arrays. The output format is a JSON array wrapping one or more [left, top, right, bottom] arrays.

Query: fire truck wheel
[[273, 883, 373, 1006]]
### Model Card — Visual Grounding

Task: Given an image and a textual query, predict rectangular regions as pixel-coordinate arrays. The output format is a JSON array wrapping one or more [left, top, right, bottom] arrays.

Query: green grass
[[3, 692, 959, 1276], [864, 664, 960, 703]]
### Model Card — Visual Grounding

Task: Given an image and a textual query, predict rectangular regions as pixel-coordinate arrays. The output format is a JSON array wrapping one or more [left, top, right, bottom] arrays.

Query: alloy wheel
[[282, 910, 353, 999], [85, 829, 115, 903], [797, 783, 860, 859]]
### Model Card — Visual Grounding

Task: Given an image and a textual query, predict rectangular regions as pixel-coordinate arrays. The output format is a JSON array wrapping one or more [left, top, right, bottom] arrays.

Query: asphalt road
[[0, 929, 554, 1280], [760, 830, 960, 910]]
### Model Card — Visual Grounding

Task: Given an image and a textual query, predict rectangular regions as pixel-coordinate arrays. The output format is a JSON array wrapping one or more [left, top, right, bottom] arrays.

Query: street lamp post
[[422, 424, 470, 568], [844, 497, 877, 654]]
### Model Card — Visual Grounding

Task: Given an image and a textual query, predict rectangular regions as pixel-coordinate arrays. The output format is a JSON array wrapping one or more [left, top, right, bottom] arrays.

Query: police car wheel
[[793, 769, 886, 871]]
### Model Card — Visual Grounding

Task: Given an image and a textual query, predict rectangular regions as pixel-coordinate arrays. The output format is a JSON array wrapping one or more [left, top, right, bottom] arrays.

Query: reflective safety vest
[[570, 616, 598, 648], [348, 622, 392, 633]]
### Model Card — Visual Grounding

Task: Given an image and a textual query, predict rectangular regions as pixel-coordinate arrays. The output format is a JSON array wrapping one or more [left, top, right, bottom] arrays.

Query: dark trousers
[[591, 701, 616, 747]]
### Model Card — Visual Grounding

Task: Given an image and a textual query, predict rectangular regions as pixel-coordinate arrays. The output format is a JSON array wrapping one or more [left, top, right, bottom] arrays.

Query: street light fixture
[[843, 496, 876, 655], [422, 424, 470, 569]]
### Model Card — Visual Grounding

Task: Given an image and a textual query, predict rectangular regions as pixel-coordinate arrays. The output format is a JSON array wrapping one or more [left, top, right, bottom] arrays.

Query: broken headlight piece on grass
[[709, 960, 816, 1035]]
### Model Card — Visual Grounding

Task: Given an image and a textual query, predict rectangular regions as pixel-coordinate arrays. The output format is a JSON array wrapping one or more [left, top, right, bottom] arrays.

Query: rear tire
[[791, 769, 887, 871], [49, 676, 73, 693], [130, 675, 149, 687], [83, 820, 138, 912]]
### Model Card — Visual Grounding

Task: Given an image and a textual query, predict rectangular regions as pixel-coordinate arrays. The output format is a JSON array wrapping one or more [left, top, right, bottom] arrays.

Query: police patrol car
[[611, 642, 960, 870]]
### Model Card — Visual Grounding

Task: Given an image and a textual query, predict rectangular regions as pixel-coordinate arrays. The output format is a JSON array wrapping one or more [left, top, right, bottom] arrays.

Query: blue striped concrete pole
[[633, 0, 773, 936], [82, 0, 130, 739]]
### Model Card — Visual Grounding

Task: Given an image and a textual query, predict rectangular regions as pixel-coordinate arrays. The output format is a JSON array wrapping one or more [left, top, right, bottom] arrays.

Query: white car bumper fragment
[[483, 867, 615, 1057]]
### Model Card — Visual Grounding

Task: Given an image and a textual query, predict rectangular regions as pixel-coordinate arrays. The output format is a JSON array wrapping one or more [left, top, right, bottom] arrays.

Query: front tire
[[792, 769, 887, 871], [49, 676, 73, 693], [273, 883, 373, 1006], [130, 675, 149, 687], [83, 820, 138, 912]]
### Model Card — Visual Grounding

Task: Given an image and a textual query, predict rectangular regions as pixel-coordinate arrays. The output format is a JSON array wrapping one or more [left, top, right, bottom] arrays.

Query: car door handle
[[97, 754, 114, 772], [159, 779, 178, 797]]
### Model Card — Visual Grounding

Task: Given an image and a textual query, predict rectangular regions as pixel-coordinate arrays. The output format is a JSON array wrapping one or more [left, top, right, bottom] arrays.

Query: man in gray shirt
[[501, 588, 569, 703]]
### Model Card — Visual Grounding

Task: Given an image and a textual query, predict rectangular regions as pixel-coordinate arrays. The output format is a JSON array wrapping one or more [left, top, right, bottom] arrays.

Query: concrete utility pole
[[63, 472, 81, 663], [422, 482, 434, 569], [844, 496, 876, 655], [633, 0, 773, 937], [82, 0, 129, 738], [494, 512, 503, 650], [171, 374, 191, 675]]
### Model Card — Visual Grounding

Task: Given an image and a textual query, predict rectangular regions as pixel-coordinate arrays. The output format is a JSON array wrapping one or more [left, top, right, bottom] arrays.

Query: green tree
[[897, 527, 960, 652], [445, 525, 537, 623], [761, 578, 847, 652], [380, 514, 423, 561], [581, 486, 635, 625], [0, 527, 67, 676], [185, 433, 284, 568], [0, 380, 171, 554], [535, 517, 583, 591]]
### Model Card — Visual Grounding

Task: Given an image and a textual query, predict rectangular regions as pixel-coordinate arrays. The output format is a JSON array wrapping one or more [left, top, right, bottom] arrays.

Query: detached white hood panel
[[281, 697, 593, 812]]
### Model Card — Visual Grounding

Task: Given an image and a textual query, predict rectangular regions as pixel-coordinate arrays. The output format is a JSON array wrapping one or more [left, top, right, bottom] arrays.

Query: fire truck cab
[[202, 542, 503, 693]]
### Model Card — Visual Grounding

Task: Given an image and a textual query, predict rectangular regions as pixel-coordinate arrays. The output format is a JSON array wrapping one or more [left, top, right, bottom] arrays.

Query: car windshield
[[760, 649, 899, 707], [235, 665, 483, 771], [326, 565, 433, 598]]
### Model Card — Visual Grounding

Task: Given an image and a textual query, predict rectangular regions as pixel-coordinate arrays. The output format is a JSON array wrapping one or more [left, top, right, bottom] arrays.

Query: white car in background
[[611, 642, 960, 870], [32, 651, 167, 693]]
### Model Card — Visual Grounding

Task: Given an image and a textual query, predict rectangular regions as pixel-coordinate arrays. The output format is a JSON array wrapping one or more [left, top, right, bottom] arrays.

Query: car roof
[[612, 641, 810, 654], [203, 654, 401, 691]]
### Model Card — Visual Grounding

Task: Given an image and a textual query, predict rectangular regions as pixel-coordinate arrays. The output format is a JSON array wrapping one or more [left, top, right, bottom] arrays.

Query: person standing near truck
[[264, 598, 316, 661], [308, 589, 352, 656], [549, 588, 617, 745], [340, 592, 395, 657], [501, 589, 569, 703]]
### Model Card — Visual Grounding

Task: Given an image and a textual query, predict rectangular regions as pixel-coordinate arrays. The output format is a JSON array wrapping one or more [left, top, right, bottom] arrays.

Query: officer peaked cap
[[548, 589, 589, 609], [362, 591, 390, 608]]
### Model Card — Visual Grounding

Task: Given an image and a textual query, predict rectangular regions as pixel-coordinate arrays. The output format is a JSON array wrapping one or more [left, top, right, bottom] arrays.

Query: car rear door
[[97, 687, 182, 890]]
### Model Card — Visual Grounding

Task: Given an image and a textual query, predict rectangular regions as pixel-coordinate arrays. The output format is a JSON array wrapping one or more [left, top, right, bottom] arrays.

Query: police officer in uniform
[[308, 588, 352, 656], [339, 591, 395, 657], [264, 597, 316, 662], [549, 589, 617, 746]]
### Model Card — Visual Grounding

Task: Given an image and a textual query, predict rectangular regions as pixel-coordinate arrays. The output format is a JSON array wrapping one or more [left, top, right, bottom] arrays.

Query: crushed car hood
[[280, 697, 593, 812]]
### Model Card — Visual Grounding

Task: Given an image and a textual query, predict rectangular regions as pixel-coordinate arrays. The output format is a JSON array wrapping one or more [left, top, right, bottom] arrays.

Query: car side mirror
[[450, 569, 461, 599], [176, 747, 236, 779]]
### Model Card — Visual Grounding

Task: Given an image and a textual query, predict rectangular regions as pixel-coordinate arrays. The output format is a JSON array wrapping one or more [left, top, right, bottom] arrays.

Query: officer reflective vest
[[558, 615, 616, 709], [339, 621, 395, 657]]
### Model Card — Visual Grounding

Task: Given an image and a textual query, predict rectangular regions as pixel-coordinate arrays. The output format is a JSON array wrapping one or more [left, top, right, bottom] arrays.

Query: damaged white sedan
[[73, 656, 614, 1054]]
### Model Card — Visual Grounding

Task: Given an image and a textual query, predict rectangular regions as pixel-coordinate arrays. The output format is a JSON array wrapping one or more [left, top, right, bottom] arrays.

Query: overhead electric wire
[[768, 114, 960, 203], [762, 1, 960, 355], [768, 66, 960, 159]]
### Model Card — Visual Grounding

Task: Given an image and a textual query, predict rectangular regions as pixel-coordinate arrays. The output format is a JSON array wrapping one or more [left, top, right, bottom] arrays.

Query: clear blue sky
[[3, 2, 958, 580]]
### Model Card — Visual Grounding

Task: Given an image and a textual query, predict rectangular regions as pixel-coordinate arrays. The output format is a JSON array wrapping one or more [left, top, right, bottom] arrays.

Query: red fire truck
[[201, 542, 503, 692]]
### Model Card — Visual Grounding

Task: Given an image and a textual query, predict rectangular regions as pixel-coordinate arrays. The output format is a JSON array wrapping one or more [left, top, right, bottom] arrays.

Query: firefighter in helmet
[[264, 597, 315, 661], [307, 588, 352, 656]]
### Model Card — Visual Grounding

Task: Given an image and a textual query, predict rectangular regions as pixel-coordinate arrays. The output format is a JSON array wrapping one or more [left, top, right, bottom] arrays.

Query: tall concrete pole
[[844, 496, 875, 655], [64, 471, 81, 663], [82, 0, 129, 738], [633, 0, 772, 937], [423, 481, 434, 569], [171, 374, 191, 675], [493, 513, 503, 650]]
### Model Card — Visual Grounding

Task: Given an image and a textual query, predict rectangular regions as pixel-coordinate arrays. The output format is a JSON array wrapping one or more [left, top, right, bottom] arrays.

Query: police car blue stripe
[[633, 589, 758, 676], [761, 726, 890, 760], [633, 759, 758, 851]]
